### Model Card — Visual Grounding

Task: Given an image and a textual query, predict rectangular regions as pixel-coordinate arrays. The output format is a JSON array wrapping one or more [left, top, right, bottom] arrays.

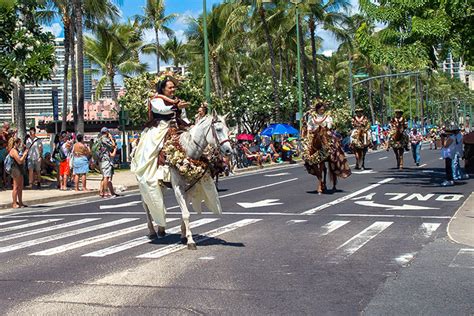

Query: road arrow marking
[[264, 172, 290, 177], [237, 199, 283, 209], [352, 193, 376, 201], [355, 200, 439, 210]]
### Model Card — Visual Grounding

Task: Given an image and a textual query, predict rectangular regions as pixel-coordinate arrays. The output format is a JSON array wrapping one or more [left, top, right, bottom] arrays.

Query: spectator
[[281, 138, 296, 164], [452, 128, 469, 181], [26, 127, 43, 189], [441, 130, 455, 186], [409, 128, 423, 166], [242, 142, 263, 168], [72, 134, 91, 191], [98, 127, 119, 198], [54, 132, 71, 190], [8, 137, 29, 208], [268, 140, 281, 162], [194, 102, 208, 124], [41, 152, 56, 176], [0, 139, 6, 190]]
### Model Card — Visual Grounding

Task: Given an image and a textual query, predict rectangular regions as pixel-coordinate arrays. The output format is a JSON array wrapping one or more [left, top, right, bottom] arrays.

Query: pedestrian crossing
[[0, 217, 444, 264]]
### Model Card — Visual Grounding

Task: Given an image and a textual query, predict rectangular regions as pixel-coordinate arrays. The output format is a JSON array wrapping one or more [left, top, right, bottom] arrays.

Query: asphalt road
[[0, 147, 473, 315]]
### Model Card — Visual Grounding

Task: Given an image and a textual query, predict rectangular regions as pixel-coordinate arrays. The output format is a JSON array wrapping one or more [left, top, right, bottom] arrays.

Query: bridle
[[193, 116, 230, 153]]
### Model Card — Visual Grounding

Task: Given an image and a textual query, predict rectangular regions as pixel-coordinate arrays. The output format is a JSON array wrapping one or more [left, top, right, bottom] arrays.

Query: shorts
[[28, 159, 41, 173], [59, 160, 70, 176], [100, 160, 114, 178]]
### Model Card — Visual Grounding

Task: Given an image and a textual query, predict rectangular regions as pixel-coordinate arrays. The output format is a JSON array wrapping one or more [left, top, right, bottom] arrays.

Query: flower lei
[[163, 137, 209, 183]]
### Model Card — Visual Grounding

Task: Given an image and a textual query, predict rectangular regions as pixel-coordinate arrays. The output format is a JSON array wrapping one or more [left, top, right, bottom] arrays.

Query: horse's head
[[204, 110, 233, 156]]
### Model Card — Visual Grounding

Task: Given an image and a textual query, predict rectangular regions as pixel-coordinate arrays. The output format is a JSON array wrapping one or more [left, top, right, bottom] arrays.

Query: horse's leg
[[361, 148, 367, 170], [354, 150, 360, 169], [143, 202, 158, 239], [215, 174, 219, 191], [399, 149, 404, 170], [170, 170, 197, 250], [322, 162, 327, 192], [394, 148, 400, 168]]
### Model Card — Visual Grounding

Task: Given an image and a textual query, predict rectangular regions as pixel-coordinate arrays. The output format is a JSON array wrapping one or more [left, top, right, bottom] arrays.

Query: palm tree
[[84, 22, 147, 104], [163, 36, 186, 69], [136, 0, 177, 73]]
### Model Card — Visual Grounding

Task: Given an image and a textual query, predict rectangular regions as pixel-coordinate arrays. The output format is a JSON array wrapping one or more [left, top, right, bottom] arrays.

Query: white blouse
[[150, 97, 190, 123], [307, 114, 333, 131]]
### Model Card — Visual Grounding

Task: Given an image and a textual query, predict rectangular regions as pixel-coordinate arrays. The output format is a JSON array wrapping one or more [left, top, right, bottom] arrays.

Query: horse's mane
[[179, 115, 213, 156]]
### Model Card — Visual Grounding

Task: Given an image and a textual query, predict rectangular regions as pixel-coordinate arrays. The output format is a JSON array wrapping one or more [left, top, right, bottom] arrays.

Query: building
[[439, 52, 474, 90], [0, 38, 93, 123]]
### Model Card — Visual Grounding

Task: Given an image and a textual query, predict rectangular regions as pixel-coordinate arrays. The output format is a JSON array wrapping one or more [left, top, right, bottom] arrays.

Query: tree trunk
[[285, 49, 290, 83], [74, 0, 84, 135], [155, 27, 160, 73], [70, 15, 78, 133], [278, 46, 283, 82], [309, 15, 320, 97], [259, 7, 281, 122], [109, 74, 118, 106], [368, 80, 375, 124], [419, 78, 424, 129], [298, 15, 310, 108], [380, 77, 385, 124], [61, 15, 71, 132], [15, 83, 27, 142], [210, 55, 222, 98], [235, 66, 241, 86]]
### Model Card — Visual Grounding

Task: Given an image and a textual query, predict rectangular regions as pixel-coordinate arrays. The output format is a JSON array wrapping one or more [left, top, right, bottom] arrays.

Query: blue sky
[[42, 0, 359, 76]]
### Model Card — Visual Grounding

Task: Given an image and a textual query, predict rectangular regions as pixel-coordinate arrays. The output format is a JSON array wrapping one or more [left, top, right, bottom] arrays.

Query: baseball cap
[[101, 127, 109, 134]]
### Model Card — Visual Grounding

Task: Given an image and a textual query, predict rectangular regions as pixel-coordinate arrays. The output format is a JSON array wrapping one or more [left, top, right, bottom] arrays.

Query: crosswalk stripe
[[320, 220, 350, 236], [0, 220, 28, 226], [137, 219, 262, 259], [0, 219, 63, 233], [83, 218, 218, 258], [30, 218, 180, 256], [0, 218, 139, 253], [0, 218, 100, 242], [419, 223, 441, 238], [328, 221, 393, 263]]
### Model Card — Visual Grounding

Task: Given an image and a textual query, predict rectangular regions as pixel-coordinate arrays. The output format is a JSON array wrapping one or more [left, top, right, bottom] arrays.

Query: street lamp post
[[202, 0, 212, 107], [295, 1, 303, 132]]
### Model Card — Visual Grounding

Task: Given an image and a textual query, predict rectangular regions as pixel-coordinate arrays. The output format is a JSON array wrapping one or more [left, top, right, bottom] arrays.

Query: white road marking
[[137, 219, 262, 259], [378, 157, 388, 160], [0, 218, 100, 242], [328, 221, 393, 263], [449, 249, 474, 269], [0, 219, 63, 233], [302, 178, 394, 214], [0, 220, 27, 226], [352, 170, 377, 174], [30, 218, 180, 256], [418, 163, 427, 168], [419, 223, 441, 238], [354, 200, 439, 210], [199, 256, 215, 260], [334, 214, 451, 219], [264, 172, 290, 177], [319, 220, 350, 236], [395, 252, 416, 266], [0, 218, 139, 253], [100, 201, 142, 210], [82, 218, 217, 257], [237, 199, 283, 209], [220, 178, 298, 198], [286, 220, 308, 224]]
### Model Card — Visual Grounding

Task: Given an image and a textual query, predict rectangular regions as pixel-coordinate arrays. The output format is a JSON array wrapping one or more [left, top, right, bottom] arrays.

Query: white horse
[[145, 111, 233, 250]]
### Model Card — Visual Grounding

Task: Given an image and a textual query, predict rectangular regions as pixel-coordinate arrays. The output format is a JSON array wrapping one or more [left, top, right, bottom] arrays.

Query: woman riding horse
[[131, 75, 191, 238], [388, 109, 409, 170], [350, 108, 371, 170], [302, 99, 351, 194]]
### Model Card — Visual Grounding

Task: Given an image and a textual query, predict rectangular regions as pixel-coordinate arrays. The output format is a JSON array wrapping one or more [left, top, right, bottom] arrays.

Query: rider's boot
[[157, 226, 166, 237]]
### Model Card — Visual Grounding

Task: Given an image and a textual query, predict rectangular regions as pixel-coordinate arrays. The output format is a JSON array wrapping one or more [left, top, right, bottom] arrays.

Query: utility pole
[[202, 0, 211, 107], [295, 1, 303, 132], [348, 56, 355, 115]]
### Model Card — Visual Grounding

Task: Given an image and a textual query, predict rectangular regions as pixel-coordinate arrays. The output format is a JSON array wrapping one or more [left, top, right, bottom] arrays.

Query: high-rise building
[[0, 38, 93, 123]]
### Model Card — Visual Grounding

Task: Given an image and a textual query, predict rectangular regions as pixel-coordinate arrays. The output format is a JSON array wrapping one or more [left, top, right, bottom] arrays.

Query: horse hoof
[[181, 237, 188, 244], [187, 243, 197, 250], [146, 233, 158, 240]]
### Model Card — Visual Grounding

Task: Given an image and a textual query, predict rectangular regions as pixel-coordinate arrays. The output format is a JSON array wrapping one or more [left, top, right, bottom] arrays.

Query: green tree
[[136, 0, 177, 73], [0, 0, 55, 140]]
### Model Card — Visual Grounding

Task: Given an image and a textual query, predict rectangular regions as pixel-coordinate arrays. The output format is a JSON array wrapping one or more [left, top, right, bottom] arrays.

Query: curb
[[447, 192, 474, 247]]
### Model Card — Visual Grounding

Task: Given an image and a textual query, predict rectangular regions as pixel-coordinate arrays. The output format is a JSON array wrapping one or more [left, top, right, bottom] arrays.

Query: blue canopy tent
[[261, 124, 299, 137]]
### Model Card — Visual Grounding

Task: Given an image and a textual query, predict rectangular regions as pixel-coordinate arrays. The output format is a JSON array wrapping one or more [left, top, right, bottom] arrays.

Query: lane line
[[419, 223, 441, 238], [418, 163, 427, 168], [100, 201, 142, 210], [30, 218, 180, 256], [319, 220, 350, 236], [0, 220, 27, 226], [0, 218, 100, 242], [301, 178, 394, 214], [0, 218, 139, 253], [82, 218, 218, 257], [328, 221, 393, 263], [137, 219, 262, 259], [334, 214, 451, 219], [378, 157, 388, 160], [0, 219, 63, 233], [219, 178, 298, 198], [264, 172, 290, 177]]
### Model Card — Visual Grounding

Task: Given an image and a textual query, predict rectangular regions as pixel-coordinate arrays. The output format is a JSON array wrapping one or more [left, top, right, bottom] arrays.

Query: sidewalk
[[0, 161, 301, 210], [448, 192, 474, 247]]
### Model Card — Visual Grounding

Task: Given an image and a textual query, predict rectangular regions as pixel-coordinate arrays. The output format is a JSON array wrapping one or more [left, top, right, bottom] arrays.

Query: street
[[0, 147, 473, 315]]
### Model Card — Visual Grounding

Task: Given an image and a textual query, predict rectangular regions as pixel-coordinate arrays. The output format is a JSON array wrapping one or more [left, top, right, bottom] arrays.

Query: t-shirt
[[26, 137, 42, 161]]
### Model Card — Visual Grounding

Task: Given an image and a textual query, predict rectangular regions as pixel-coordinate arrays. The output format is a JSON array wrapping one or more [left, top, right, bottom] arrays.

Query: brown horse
[[351, 128, 370, 170], [388, 127, 405, 169], [305, 127, 337, 194]]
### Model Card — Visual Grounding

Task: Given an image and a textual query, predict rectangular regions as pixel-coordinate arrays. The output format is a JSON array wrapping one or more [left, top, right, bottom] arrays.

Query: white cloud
[[41, 23, 62, 37], [322, 50, 334, 57]]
